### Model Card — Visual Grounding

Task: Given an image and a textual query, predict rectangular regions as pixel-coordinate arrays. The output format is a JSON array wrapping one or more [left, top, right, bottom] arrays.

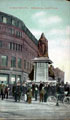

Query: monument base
[[33, 57, 52, 83]]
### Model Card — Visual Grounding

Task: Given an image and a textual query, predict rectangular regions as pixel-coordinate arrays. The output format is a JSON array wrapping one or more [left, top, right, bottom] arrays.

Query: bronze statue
[[38, 33, 48, 57], [49, 65, 55, 79]]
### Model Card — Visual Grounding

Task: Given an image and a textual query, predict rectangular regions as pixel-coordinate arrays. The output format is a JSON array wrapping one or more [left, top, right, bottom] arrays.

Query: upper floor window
[[9, 42, 13, 50], [0, 26, 1, 30], [20, 45, 22, 51], [16, 31, 21, 37], [13, 43, 16, 50], [0, 41, 2, 48], [20, 32, 22, 38], [16, 31, 22, 38], [18, 58, 22, 68], [17, 22, 20, 28], [8, 28, 15, 35], [12, 19, 15, 25], [1, 55, 8, 66], [8, 28, 12, 34], [11, 56, 16, 67], [2, 17, 7, 23], [9, 42, 22, 52], [12, 29, 15, 35], [24, 60, 26, 69]]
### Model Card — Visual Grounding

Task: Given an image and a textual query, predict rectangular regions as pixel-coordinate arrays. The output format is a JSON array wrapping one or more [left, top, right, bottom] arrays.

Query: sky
[[0, 0, 70, 83]]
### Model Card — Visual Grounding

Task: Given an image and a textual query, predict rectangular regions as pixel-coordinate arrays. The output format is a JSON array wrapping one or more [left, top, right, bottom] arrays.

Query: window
[[16, 44, 22, 51], [9, 42, 13, 50], [12, 29, 15, 35], [16, 31, 22, 38], [13, 43, 16, 50], [16, 31, 18, 37], [24, 60, 26, 69], [15, 44, 18, 50], [9, 42, 15, 50], [18, 22, 21, 28], [20, 45, 22, 51], [9, 42, 22, 52], [12, 19, 15, 25], [8, 28, 12, 34], [16, 31, 20, 37], [0, 26, 1, 30], [8, 28, 15, 35], [1, 56, 8, 66], [18, 58, 21, 68], [3, 17, 7, 23], [20, 32, 22, 38], [17, 75, 21, 83], [10, 75, 16, 84], [17, 44, 20, 51], [8, 43, 10, 49], [0, 74, 8, 84], [0, 41, 2, 48], [11, 56, 16, 67]]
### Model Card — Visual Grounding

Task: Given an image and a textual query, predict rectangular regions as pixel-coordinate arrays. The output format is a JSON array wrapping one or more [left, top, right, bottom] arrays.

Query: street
[[0, 98, 70, 120]]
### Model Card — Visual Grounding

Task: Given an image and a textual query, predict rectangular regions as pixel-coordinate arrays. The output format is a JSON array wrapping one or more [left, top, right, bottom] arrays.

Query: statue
[[49, 65, 55, 79], [38, 33, 48, 57]]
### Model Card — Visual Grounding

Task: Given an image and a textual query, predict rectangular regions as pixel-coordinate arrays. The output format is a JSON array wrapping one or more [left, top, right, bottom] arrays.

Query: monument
[[33, 33, 53, 83], [38, 33, 48, 57]]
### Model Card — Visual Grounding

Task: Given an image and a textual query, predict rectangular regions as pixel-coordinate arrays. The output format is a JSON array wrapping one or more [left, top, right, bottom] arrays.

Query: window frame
[[0, 41, 2, 48], [2, 16, 7, 23], [1, 55, 8, 67], [17, 58, 22, 68], [11, 56, 16, 68]]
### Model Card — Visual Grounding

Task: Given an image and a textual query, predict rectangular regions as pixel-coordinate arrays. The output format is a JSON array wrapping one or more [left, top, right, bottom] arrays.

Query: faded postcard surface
[[0, 0, 70, 120]]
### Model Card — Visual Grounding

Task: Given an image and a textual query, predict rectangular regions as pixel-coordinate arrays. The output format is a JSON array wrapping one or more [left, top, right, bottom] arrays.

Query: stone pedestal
[[33, 57, 52, 83]]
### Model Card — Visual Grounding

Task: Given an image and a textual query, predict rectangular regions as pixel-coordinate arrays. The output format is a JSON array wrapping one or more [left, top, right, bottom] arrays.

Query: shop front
[[0, 74, 9, 84]]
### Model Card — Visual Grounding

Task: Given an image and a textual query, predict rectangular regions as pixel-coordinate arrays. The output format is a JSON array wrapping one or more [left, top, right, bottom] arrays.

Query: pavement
[[0, 97, 70, 120]]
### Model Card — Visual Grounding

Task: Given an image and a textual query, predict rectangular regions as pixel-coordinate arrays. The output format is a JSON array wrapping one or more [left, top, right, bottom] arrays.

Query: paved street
[[0, 98, 70, 120]]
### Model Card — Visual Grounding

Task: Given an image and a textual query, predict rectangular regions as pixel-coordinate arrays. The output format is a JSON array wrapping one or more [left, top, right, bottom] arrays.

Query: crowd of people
[[0, 81, 70, 104]]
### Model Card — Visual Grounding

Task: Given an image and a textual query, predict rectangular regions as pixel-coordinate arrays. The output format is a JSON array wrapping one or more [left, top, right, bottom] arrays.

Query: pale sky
[[0, 0, 70, 83]]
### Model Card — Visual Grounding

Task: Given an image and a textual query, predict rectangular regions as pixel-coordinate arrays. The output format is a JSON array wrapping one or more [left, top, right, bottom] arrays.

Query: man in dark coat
[[0, 81, 5, 100], [14, 82, 22, 102], [35, 86, 38, 101], [44, 84, 48, 102]]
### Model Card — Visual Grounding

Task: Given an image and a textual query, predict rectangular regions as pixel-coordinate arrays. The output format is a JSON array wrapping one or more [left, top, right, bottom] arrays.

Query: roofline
[[0, 11, 38, 45]]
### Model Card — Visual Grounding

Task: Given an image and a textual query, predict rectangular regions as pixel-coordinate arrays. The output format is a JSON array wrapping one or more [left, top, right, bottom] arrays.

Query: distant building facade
[[54, 67, 64, 83], [0, 12, 38, 84], [49, 65, 64, 83]]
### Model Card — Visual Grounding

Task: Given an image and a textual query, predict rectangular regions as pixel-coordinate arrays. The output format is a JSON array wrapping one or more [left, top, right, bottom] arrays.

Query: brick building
[[0, 12, 38, 84]]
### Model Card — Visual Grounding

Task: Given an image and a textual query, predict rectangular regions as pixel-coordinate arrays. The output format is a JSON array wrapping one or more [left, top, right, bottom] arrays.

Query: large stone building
[[0, 12, 38, 84]]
